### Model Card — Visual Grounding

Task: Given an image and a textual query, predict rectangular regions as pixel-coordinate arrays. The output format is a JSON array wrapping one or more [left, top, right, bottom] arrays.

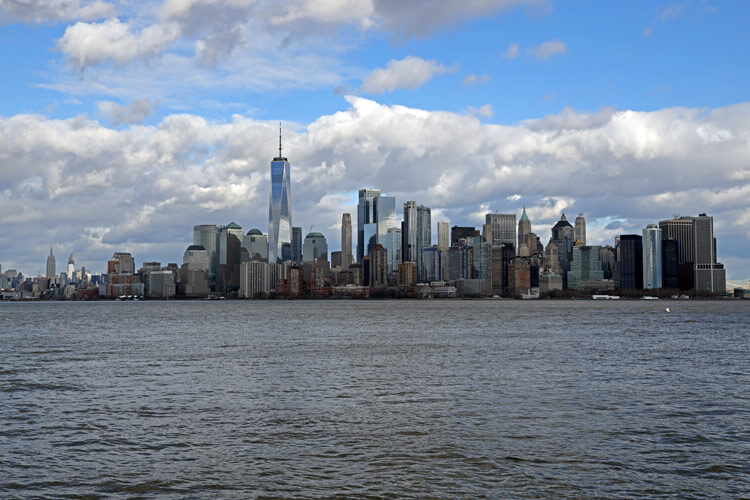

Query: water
[[1, 300, 748, 498]]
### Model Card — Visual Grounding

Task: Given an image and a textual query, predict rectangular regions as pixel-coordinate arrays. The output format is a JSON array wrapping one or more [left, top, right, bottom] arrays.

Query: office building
[[416, 205, 431, 280], [193, 224, 218, 283], [302, 232, 328, 263], [291, 226, 302, 265], [567, 245, 604, 290], [437, 222, 450, 252], [357, 188, 381, 262], [240, 260, 270, 298], [46, 247, 55, 280], [402, 200, 417, 263], [242, 229, 269, 262], [385, 227, 402, 274], [485, 213, 516, 248], [341, 213, 353, 270], [375, 196, 397, 246], [268, 126, 293, 263], [451, 226, 475, 247], [575, 213, 586, 245], [642, 225, 662, 289], [616, 235, 643, 290]]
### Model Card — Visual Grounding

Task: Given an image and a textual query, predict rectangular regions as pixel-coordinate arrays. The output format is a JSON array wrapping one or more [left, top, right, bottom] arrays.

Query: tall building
[[451, 226, 475, 246], [567, 245, 604, 290], [218, 222, 243, 292], [485, 213, 516, 248], [242, 229, 269, 262], [268, 125, 292, 263], [240, 260, 270, 298], [661, 238, 680, 289], [402, 200, 417, 262], [369, 244, 388, 288], [437, 222, 450, 252], [193, 224, 218, 283], [422, 247, 441, 282], [302, 232, 328, 263], [291, 226, 302, 265], [575, 213, 586, 245], [517, 208, 531, 255], [357, 188, 381, 262], [416, 205, 431, 280], [341, 213, 353, 270], [384, 227, 402, 274], [46, 246, 56, 280], [67, 252, 75, 278], [551, 213, 575, 285], [642, 224, 662, 289], [659, 213, 725, 293], [375, 196, 397, 246], [616, 235, 643, 290]]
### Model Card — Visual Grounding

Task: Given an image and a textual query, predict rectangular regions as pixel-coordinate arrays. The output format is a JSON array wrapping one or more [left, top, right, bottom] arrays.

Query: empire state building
[[268, 125, 292, 263]]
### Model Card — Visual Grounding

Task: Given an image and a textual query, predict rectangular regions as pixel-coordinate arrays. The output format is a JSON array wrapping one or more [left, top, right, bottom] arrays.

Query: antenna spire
[[278, 122, 282, 158]]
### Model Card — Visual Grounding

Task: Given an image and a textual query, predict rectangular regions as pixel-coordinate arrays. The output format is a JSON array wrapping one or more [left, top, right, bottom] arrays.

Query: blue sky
[[0, 0, 748, 284]]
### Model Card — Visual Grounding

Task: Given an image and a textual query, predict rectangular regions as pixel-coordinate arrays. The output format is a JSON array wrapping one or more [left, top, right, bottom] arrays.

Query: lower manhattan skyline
[[0, 1, 748, 284]]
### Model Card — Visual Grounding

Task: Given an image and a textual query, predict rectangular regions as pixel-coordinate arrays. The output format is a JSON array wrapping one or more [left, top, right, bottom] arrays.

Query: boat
[[592, 294, 620, 300], [642, 296, 659, 300], [521, 291, 539, 300]]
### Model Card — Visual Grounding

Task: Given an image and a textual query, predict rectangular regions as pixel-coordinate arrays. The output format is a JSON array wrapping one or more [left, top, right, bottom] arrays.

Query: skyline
[[0, 1, 748, 281]]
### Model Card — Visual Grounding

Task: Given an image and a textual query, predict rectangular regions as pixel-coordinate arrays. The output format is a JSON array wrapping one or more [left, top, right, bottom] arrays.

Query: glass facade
[[375, 196, 397, 247], [385, 227, 402, 274], [268, 156, 292, 263], [357, 189, 381, 263], [642, 225, 662, 289]]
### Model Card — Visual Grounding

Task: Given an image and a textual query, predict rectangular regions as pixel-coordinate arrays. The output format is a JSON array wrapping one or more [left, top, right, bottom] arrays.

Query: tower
[[268, 124, 293, 263], [642, 224, 662, 289], [416, 205, 431, 280], [46, 246, 56, 280], [518, 208, 531, 255], [486, 213, 516, 248], [341, 213, 353, 270], [575, 213, 586, 245], [402, 201, 417, 262], [67, 252, 75, 278], [357, 189, 381, 262]]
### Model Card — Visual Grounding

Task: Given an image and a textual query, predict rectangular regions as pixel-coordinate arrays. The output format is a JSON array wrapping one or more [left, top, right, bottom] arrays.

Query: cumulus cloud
[[1, 98, 749, 281], [57, 18, 180, 67], [0, 0, 114, 23], [360, 56, 454, 94], [97, 98, 157, 125], [501, 42, 520, 59], [530, 39, 567, 60]]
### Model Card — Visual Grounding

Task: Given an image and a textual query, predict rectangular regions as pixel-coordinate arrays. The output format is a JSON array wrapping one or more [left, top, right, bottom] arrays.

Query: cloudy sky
[[0, 0, 748, 283]]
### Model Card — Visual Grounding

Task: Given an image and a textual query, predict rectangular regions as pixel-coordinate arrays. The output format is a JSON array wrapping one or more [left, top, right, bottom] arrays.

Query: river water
[[1, 299, 748, 498]]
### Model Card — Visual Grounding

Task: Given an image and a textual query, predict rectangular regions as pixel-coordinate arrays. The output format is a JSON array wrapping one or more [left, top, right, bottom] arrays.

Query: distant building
[[450, 226, 475, 247], [341, 213, 353, 270], [422, 247, 441, 283], [575, 213, 586, 245], [385, 227, 402, 274], [240, 260, 270, 298], [268, 127, 293, 263], [485, 213, 516, 248], [46, 247, 56, 281], [193, 224, 218, 283], [397, 261, 417, 286], [551, 213, 574, 286], [642, 225, 662, 289], [616, 235, 643, 290], [437, 222, 450, 252], [402, 200, 417, 263], [358, 189, 381, 263], [416, 205, 431, 280], [291, 226, 302, 265], [302, 232, 328, 263], [567, 245, 604, 290], [242, 229, 269, 262], [148, 270, 176, 299], [369, 244, 388, 289]]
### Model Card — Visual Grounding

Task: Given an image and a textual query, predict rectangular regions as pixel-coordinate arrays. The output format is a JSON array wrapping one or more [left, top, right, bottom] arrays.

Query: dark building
[[661, 238, 680, 289], [291, 226, 302, 265], [451, 226, 476, 247], [617, 234, 643, 290]]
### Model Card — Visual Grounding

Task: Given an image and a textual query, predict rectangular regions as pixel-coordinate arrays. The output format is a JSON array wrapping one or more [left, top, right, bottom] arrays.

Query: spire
[[49, 245, 53, 256], [520, 206, 529, 222], [278, 122, 282, 158], [560, 211, 567, 221]]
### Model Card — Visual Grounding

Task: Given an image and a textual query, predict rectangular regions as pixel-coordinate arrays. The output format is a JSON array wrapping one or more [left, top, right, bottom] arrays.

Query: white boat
[[592, 294, 620, 300], [521, 291, 539, 300], [642, 296, 659, 300]]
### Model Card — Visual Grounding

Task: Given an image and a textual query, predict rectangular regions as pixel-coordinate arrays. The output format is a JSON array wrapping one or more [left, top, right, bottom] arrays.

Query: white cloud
[[97, 98, 157, 125], [1, 98, 749, 281], [360, 56, 453, 94], [501, 42, 519, 59], [530, 39, 567, 60], [0, 0, 114, 23], [57, 18, 180, 67], [461, 74, 491, 86]]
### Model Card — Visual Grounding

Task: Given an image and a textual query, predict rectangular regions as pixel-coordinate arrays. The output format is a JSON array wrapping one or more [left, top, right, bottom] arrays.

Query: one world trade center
[[268, 125, 292, 263]]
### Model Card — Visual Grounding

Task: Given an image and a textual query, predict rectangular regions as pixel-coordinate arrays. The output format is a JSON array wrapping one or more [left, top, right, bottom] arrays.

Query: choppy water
[[1, 299, 748, 498]]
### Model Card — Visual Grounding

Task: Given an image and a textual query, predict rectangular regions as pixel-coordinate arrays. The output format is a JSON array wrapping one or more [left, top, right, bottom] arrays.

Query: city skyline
[[0, 1, 748, 282]]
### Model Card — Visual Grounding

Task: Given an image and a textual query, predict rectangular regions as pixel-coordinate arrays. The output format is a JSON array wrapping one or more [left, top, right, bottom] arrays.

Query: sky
[[0, 0, 748, 285]]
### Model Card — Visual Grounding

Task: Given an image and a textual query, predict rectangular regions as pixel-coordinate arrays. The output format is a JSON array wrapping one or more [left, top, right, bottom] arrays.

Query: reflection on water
[[1, 300, 748, 498]]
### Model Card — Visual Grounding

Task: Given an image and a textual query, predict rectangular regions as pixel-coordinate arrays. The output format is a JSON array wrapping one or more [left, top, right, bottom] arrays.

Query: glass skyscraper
[[268, 127, 292, 263], [357, 189, 381, 262], [642, 224, 663, 289]]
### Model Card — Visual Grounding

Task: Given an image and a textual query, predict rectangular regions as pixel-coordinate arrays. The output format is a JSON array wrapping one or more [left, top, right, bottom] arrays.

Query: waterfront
[[1, 300, 748, 498]]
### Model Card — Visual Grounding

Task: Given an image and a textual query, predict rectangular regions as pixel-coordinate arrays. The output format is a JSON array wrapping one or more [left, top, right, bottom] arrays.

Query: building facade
[[268, 129, 292, 263]]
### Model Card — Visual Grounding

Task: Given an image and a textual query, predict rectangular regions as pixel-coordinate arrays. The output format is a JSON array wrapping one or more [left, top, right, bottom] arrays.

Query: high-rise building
[[67, 252, 75, 279], [567, 245, 604, 290], [218, 222, 243, 292], [183, 245, 209, 271], [551, 213, 575, 285], [616, 235, 643, 290], [240, 260, 270, 298], [357, 189, 381, 262], [661, 238, 680, 289], [193, 224, 218, 283], [485, 213, 516, 248], [659, 213, 725, 292], [451, 226, 475, 247], [642, 225, 662, 289], [437, 222, 450, 252], [242, 229, 269, 262], [402, 200, 417, 262], [422, 247, 441, 282], [385, 227, 402, 274], [375, 196, 397, 246], [575, 213, 586, 245], [291, 226, 302, 265], [268, 126, 292, 263], [416, 205, 431, 280], [341, 213, 353, 270], [46, 246, 56, 280], [517, 208, 531, 255], [369, 244, 388, 289], [302, 232, 328, 263]]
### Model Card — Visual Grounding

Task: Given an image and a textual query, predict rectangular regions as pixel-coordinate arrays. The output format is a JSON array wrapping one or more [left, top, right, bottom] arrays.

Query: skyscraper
[[437, 221, 450, 252], [486, 213, 516, 248], [46, 246, 56, 280], [291, 226, 302, 265], [575, 213, 586, 245], [341, 213, 353, 270], [193, 224, 218, 283], [302, 232, 328, 263], [402, 200, 417, 262], [385, 227, 402, 274], [416, 205, 431, 280], [616, 235, 643, 290], [517, 208, 531, 255], [268, 125, 292, 263], [67, 252, 75, 278], [642, 224, 662, 289], [357, 189, 381, 262], [375, 196, 397, 247]]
